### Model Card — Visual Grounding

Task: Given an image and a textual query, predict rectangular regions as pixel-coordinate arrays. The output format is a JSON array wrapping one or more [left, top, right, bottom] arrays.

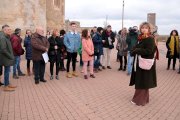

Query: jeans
[[127, 51, 134, 74], [4, 66, 10, 86], [33, 60, 46, 82], [13, 56, 22, 75], [94, 53, 100, 69]]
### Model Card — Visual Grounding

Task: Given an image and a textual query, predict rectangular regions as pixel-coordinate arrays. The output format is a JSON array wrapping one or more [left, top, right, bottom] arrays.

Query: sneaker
[[56, 75, 59, 80], [72, 71, 78, 77], [4, 86, 15, 92], [8, 84, 17, 88], [13, 75, 19, 79], [84, 75, 88, 79], [131, 100, 136, 105], [66, 72, 72, 78], [90, 74, 95, 78], [107, 66, 112, 69], [50, 75, 53, 80]]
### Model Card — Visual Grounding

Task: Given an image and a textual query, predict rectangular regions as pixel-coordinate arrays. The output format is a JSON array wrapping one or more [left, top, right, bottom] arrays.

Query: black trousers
[[119, 56, 127, 68], [50, 59, 60, 76], [33, 60, 45, 82], [0, 66, 2, 76], [59, 58, 65, 69], [66, 52, 77, 72], [168, 57, 176, 69], [27, 59, 32, 68]]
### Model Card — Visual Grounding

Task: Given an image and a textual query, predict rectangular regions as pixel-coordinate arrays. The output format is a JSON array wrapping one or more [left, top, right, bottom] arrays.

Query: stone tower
[[0, 0, 65, 34]]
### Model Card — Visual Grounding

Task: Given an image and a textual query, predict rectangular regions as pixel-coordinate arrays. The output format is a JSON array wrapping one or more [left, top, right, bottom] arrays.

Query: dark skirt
[[132, 89, 149, 106]]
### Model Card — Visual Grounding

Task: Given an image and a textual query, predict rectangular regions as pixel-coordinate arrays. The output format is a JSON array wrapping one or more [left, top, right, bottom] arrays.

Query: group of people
[[0, 21, 180, 106]]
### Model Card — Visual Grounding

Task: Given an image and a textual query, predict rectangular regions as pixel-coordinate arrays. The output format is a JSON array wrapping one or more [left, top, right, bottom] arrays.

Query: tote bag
[[138, 56, 154, 70]]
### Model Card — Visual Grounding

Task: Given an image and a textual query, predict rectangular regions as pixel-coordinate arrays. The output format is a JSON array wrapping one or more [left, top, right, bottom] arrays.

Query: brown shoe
[[107, 66, 112, 69], [102, 66, 106, 69], [8, 84, 17, 88], [90, 74, 95, 78], [4, 86, 15, 92], [84, 75, 88, 79], [72, 71, 78, 77]]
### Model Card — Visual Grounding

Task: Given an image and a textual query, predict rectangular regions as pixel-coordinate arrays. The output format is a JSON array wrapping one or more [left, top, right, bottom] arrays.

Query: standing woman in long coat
[[24, 29, 33, 76], [116, 28, 128, 71], [166, 30, 179, 70], [48, 29, 64, 80], [129, 22, 157, 106]]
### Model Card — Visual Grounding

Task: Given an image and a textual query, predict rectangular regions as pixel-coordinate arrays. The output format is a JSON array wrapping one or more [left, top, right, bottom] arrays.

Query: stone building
[[0, 0, 65, 34]]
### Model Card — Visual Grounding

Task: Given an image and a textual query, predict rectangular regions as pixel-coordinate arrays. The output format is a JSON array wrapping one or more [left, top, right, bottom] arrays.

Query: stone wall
[[0, 0, 65, 35], [0, 0, 46, 33], [46, 0, 65, 31]]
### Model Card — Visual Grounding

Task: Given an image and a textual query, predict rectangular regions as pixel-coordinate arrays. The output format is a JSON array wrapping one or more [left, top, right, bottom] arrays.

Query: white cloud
[[65, 0, 180, 35]]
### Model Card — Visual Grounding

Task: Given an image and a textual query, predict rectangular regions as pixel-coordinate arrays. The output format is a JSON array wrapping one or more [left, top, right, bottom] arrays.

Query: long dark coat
[[48, 36, 64, 62], [129, 37, 157, 89], [24, 36, 32, 60]]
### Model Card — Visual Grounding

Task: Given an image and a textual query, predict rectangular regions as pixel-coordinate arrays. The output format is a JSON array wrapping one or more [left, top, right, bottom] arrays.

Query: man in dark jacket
[[0, 25, 17, 91], [126, 26, 138, 75], [31, 27, 49, 84], [101, 25, 115, 69], [10, 28, 25, 79]]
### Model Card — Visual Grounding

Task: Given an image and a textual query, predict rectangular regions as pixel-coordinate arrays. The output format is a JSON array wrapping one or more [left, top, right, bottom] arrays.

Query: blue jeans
[[127, 51, 134, 74], [94, 54, 100, 69], [13, 56, 22, 75], [4, 66, 10, 86]]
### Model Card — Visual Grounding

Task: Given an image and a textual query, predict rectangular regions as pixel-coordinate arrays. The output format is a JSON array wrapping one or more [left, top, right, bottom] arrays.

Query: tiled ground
[[0, 42, 180, 120]]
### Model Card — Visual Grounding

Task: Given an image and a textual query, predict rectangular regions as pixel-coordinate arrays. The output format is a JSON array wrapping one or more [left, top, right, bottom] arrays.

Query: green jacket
[[0, 31, 14, 66], [129, 37, 157, 89]]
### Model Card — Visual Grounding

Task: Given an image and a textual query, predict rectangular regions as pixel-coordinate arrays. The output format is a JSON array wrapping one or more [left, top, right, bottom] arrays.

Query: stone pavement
[[0, 42, 180, 120]]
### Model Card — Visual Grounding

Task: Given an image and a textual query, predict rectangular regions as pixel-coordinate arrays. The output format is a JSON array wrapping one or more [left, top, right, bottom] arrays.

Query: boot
[[72, 71, 78, 77], [118, 66, 122, 71], [27, 68, 30, 76], [66, 72, 72, 78]]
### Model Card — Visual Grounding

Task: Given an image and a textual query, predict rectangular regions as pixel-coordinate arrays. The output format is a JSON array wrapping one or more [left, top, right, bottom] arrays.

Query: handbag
[[138, 56, 154, 70]]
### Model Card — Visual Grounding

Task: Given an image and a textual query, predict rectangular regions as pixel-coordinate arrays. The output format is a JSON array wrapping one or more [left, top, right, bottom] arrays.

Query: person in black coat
[[24, 29, 33, 76], [166, 30, 179, 70], [129, 22, 157, 106], [59, 29, 66, 71], [48, 29, 64, 80]]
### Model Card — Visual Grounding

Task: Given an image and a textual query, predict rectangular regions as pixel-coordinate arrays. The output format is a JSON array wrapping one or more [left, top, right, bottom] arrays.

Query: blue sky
[[65, 0, 180, 35]]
